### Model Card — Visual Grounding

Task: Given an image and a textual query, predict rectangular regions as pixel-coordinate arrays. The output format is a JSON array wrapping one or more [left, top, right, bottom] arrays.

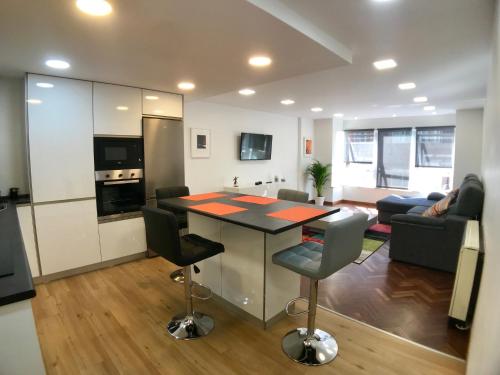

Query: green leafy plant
[[306, 160, 331, 197]]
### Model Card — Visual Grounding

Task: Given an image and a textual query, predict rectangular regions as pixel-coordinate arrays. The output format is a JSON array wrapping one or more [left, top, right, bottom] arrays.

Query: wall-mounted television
[[240, 132, 273, 160]]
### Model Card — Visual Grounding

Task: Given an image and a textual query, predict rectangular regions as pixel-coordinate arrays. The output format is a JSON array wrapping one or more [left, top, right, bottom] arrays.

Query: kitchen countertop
[[159, 192, 339, 235], [0, 199, 36, 307]]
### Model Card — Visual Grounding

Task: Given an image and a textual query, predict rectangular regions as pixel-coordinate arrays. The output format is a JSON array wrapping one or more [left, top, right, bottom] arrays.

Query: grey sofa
[[389, 174, 484, 272], [376, 194, 445, 224]]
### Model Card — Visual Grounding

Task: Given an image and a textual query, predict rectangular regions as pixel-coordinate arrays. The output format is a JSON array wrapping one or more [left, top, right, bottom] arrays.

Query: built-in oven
[[95, 169, 145, 218], [94, 137, 144, 171]]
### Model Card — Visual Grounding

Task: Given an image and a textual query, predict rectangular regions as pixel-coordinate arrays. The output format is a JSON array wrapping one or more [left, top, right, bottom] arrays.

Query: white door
[[93, 83, 142, 136], [34, 199, 101, 275], [142, 89, 183, 118], [27, 74, 95, 203], [99, 217, 146, 261]]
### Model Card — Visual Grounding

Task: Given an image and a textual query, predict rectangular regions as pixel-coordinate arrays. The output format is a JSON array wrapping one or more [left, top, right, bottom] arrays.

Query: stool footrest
[[191, 281, 212, 301], [285, 297, 309, 317]]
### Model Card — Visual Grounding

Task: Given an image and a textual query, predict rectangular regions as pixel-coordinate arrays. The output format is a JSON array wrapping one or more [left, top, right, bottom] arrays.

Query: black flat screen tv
[[240, 132, 273, 160]]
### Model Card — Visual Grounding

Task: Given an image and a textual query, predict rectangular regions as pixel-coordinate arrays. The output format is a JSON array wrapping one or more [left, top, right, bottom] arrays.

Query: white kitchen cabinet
[[34, 199, 101, 275], [27, 74, 95, 203], [16, 205, 40, 277], [93, 83, 142, 136], [142, 89, 183, 118], [98, 217, 146, 261]]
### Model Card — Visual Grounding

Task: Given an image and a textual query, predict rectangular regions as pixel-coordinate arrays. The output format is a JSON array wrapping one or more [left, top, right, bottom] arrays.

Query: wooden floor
[[303, 242, 470, 358], [32, 257, 465, 375]]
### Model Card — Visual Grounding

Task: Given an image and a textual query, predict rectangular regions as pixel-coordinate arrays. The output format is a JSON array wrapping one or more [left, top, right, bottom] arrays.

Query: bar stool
[[142, 207, 224, 339], [272, 212, 367, 366], [156, 186, 190, 283]]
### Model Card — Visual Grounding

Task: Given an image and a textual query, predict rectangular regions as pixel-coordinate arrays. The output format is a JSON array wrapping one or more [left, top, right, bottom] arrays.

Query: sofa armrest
[[427, 192, 446, 201], [391, 214, 446, 230]]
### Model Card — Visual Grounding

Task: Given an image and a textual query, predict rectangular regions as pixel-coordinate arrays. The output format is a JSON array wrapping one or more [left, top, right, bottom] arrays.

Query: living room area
[[296, 108, 484, 359]]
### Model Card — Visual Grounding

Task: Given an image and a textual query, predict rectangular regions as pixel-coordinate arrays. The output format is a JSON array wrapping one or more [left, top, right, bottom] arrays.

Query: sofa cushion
[[422, 189, 458, 217], [447, 177, 484, 218], [376, 195, 436, 214], [407, 205, 428, 215]]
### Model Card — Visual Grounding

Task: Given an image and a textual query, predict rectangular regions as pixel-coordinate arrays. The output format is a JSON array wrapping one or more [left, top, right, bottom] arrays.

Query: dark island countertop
[[159, 192, 339, 235], [0, 200, 36, 307]]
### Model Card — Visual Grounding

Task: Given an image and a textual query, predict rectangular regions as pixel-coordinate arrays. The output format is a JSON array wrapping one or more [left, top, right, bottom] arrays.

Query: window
[[377, 128, 412, 189], [345, 130, 375, 163], [416, 126, 455, 168]]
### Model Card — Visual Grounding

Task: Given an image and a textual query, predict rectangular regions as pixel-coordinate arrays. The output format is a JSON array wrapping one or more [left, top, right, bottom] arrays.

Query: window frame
[[415, 126, 455, 169], [376, 127, 412, 190], [344, 129, 375, 165]]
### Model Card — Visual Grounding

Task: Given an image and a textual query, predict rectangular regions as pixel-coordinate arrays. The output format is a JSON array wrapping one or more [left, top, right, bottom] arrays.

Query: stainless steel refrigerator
[[143, 117, 185, 208]]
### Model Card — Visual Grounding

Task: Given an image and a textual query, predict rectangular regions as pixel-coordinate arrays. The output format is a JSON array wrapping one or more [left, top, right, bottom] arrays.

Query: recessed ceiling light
[[27, 99, 42, 104], [354, 116, 359, 120], [414, 96, 428, 103], [432, 111, 437, 115], [248, 56, 272, 67], [373, 59, 397, 70], [45, 59, 70, 69], [177, 82, 195, 90], [280, 99, 295, 105], [36, 82, 54, 88], [398, 82, 416, 90], [116, 106, 128, 111], [424, 106, 436, 111], [333, 113, 344, 118], [238, 88, 255, 96], [76, 0, 112, 16], [311, 107, 323, 112], [145, 95, 159, 100], [392, 114, 397, 117]]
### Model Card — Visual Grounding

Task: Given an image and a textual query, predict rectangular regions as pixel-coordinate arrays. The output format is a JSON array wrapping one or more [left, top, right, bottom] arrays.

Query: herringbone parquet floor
[[302, 242, 470, 359]]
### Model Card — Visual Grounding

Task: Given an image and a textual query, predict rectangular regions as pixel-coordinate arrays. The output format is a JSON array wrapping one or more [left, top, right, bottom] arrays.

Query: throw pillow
[[422, 189, 459, 217]]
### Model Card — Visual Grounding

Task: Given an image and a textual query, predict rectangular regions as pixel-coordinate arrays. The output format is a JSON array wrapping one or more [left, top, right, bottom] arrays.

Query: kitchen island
[[158, 192, 338, 326]]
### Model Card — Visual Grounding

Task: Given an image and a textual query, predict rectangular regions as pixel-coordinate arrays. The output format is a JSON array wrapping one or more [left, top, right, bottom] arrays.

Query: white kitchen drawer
[[98, 217, 146, 261]]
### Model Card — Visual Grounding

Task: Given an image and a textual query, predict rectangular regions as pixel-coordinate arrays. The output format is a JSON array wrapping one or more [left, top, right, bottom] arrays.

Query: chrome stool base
[[167, 312, 214, 340], [169, 269, 184, 283], [282, 328, 338, 366]]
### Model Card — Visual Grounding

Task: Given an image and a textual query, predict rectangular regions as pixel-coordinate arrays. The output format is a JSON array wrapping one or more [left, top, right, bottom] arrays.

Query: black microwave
[[94, 137, 144, 171]]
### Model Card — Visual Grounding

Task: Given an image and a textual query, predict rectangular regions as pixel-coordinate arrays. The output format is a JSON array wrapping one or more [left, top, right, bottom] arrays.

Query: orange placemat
[[190, 202, 248, 216], [180, 192, 227, 201], [231, 195, 279, 205], [267, 206, 328, 222]]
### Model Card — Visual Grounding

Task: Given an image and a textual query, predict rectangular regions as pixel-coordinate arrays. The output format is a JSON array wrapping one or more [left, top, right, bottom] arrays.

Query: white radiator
[[449, 220, 481, 323]]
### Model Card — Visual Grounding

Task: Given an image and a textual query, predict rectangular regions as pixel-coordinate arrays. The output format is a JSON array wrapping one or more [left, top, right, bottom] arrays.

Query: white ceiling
[[207, 0, 494, 119], [0, 0, 348, 99], [0, 0, 494, 120]]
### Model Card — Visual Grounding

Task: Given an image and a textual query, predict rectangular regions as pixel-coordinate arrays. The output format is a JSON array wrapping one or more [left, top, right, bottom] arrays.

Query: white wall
[[0, 77, 28, 196], [466, 3, 500, 374], [184, 101, 299, 194], [454, 109, 484, 187], [298, 117, 314, 199], [311, 118, 343, 202]]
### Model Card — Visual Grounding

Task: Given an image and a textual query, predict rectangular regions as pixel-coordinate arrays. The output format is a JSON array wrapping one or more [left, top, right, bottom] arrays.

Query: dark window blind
[[377, 128, 412, 189], [416, 126, 455, 168]]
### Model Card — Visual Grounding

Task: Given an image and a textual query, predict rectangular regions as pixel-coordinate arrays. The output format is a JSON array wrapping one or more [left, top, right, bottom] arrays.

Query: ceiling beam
[[247, 0, 352, 64]]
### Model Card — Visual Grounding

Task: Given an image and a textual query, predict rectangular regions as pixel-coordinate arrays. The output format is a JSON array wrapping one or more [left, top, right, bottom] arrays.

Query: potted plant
[[306, 160, 331, 206]]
